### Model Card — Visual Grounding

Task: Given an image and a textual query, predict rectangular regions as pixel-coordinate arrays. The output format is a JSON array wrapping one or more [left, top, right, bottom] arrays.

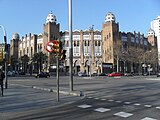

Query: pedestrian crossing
[[76, 96, 160, 120]]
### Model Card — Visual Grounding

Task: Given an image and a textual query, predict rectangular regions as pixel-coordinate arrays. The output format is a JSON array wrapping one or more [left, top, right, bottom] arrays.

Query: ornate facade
[[9, 12, 158, 74]]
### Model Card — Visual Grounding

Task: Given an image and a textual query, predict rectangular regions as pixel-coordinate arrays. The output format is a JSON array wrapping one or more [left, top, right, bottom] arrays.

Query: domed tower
[[105, 12, 116, 22], [147, 28, 157, 47], [43, 12, 60, 66], [102, 12, 119, 73], [10, 33, 20, 70], [46, 12, 57, 23]]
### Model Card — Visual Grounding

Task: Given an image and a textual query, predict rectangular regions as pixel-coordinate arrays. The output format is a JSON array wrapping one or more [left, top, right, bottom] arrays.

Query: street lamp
[[69, 0, 73, 91], [0, 25, 8, 89], [89, 25, 94, 77]]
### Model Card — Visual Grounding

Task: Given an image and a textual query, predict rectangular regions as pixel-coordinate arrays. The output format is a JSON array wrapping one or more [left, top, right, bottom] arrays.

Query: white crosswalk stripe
[[134, 103, 141, 106], [116, 100, 122, 103], [124, 102, 131, 104], [144, 105, 152, 108], [141, 117, 157, 120], [78, 104, 92, 108], [155, 106, 160, 109], [94, 108, 111, 113], [77, 96, 160, 119], [114, 111, 133, 118]]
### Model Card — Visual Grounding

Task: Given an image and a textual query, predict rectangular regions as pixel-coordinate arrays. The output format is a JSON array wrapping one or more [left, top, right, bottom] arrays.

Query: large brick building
[[9, 12, 158, 75]]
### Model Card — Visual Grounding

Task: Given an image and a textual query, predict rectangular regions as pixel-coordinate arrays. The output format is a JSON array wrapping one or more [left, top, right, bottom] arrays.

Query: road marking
[[108, 99, 114, 102], [114, 111, 133, 118], [116, 101, 122, 103], [144, 105, 152, 108], [156, 106, 160, 109], [94, 98, 99, 100], [88, 97, 93, 99], [134, 103, 141, 106], [78, 104, 92, 108], [94, 108, 111, 113], [141, 117, 157, 120], [101, 99, 106, 101], [124, 102, 131, 104]]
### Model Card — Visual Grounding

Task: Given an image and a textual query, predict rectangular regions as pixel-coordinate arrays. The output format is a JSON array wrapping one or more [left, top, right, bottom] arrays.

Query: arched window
[[98, 41, 100, 46], [74, 41, 76, 47], [85, 41, 87, 46], [77, 41, 79, 46]]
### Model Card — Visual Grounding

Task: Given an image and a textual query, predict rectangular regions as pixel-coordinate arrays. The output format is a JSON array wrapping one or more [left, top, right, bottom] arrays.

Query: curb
[[32, 86, 84, 97]]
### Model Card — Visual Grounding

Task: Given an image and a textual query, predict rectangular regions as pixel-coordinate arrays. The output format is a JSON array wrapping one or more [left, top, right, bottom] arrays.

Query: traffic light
[[59, 50, 66, 60], [51, 40, 62, 56], [52, 40, 60, 53], [0, 51, 3, 62]]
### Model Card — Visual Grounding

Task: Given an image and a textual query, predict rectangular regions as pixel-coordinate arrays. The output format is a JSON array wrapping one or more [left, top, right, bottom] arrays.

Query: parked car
[[124, 72, 133, 76], [157, 73, 160, 77], [78, 72, 86, 77], [35, 72, 50, 78], [19, 71, 25, 75], [98, 73, 107, 76], [108, 72, 122, 77], [91, 73, 98, 76], [7, 71, 15, 77]]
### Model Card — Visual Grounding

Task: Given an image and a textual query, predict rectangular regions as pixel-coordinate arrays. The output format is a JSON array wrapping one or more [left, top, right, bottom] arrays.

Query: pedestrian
[[0, 69, 5, 96]]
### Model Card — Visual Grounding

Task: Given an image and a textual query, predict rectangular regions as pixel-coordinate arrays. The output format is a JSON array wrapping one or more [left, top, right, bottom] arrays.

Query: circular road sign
[[46, 41, 54, 52]]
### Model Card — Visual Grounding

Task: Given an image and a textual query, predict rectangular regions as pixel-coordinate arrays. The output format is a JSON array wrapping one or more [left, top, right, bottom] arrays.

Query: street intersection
[[0, 75, 160, 120]]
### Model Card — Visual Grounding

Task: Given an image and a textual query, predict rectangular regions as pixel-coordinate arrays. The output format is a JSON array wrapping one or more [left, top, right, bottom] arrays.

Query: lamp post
[[69, 0, 73, 91], [89, 25, 94, 77], [0, 25, 8, 89]]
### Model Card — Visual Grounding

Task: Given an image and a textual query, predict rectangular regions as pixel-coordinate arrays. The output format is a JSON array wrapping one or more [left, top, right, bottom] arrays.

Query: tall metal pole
[[56, 56, 59, 102], [0, 25, 8, 89], [69, 0, 73, 91], [89, 25, 94, 77]]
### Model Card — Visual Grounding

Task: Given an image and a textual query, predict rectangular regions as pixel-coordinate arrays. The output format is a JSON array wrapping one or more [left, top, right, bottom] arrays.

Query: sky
[[0, 0, 160, 43]]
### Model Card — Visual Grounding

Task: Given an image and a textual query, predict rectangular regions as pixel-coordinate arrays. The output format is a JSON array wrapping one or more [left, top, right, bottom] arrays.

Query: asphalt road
[[1, 75, 160, 120]]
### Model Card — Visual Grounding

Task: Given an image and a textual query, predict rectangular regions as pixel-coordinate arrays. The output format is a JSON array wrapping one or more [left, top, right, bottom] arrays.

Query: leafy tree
[[20, 55, 29, 74], [32, 52, 48, 73]]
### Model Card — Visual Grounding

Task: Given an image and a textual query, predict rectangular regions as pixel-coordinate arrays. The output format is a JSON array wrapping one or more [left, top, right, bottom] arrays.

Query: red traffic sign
[[46, 41, 54, 52]]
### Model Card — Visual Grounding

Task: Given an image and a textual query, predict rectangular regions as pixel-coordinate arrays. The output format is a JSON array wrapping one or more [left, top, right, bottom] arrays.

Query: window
[[109, 33, 111, 37], [77, 41, 79, 46], [95, 41, 97, 46], [98, 41, 100, 46], [66, 41, 69, 47], [74, 41, 76, 47], [27, 47, 28, 53], [31, 47, 33, 57], [85, 41, 87, 46]]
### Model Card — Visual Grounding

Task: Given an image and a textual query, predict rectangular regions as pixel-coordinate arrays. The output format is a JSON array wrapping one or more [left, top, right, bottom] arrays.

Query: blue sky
[[0, 0, 160, 43]]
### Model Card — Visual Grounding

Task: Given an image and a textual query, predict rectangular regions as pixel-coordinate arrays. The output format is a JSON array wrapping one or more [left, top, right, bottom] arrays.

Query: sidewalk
[[0, 84, 84, 120]]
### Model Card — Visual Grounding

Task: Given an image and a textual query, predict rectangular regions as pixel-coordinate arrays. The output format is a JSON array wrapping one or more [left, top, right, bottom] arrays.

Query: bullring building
[[9, 12, 158, 75]]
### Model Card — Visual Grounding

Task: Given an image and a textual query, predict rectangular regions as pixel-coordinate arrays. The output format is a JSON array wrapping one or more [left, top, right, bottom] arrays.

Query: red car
[[108, 72, 122, 77]]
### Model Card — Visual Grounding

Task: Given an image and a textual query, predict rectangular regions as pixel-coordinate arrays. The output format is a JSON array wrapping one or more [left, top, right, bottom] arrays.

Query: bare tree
[[113, 40, 122, 72], [127, 46, 144, 73], [144, 48, 158, 73]]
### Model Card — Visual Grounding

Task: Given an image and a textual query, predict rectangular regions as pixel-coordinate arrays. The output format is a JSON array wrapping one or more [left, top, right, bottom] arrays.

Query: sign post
[[56, 55, 59, 102], [46, 41, 60, 102]]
